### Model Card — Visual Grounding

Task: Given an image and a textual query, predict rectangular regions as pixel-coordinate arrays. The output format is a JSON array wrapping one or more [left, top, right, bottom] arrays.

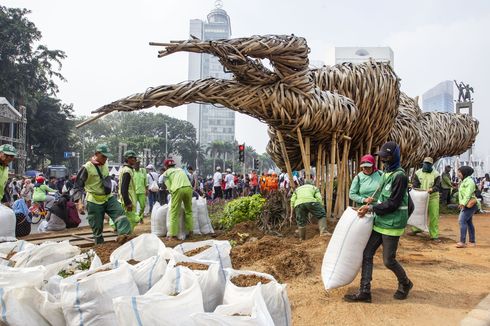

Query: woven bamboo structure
[[78, 34, 479, 217]]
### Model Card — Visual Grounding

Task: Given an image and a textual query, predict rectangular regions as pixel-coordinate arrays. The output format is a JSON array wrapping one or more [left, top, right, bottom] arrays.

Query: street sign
[[64, 151, 76, 158]]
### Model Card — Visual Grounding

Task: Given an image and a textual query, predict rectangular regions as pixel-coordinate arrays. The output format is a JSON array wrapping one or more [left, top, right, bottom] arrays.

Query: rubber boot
[[298, 227, 306, 241], [394, 279, 413, 300], [318, 217, 331, 236], [343, 292, 372, 303]]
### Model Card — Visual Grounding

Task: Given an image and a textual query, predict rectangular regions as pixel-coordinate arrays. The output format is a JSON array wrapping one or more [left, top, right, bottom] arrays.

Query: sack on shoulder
[[466, 198, 477, 208], [149, 180, 159, 192]]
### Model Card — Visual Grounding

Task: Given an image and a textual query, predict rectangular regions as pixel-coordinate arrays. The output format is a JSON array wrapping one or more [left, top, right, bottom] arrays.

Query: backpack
[[65, 201, 81, 228]]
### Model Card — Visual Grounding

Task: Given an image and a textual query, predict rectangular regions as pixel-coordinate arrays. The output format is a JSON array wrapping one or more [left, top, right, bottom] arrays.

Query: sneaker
[[456, 242, 466, 248], [394, 280, 413, 300], [343, 292, 372, 303], [468, 242, 476, 247]]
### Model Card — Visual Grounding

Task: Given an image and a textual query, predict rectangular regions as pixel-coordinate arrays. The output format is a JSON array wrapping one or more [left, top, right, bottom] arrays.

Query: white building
[[187, 5, 235, 147], [334, 47, 394, 68]]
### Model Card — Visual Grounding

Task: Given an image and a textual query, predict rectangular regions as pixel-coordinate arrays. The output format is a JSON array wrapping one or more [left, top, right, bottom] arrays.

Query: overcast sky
[[4, 0, 490, 160]]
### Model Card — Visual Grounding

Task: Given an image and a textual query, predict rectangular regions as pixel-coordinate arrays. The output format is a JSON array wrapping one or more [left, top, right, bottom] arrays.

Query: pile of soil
[[184, 245, 211, 256], [231, 235, 294, 269], [6, 251, 17, 260], [93, 242, 121, 264], [267, 249, 313, 282], [127, 259, 140, 265], [175, 261, 209, 270], [231, 274, 272, 287]]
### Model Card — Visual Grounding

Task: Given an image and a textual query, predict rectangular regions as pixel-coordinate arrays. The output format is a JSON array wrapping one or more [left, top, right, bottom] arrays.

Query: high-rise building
[[422, 80, 454, 113], [187, 4, 235, 146], [334, 47, 394, 68]]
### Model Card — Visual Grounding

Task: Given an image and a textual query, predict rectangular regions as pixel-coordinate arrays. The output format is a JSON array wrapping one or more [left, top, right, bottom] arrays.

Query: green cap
[[0, 144, 17, 156], [124, 150, 137, 158], [95, 144, 113, 158]]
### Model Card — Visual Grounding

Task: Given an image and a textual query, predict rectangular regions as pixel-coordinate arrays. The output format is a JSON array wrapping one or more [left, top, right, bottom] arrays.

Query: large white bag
[[0, 286, 64, 326], [131, 255, 168, 294], [168, 253, 226, 312], [0, 204, 16, 242], [197, 197, 214, 234], [190, 285, 274, 326], [0, 240, 35, 258], [110, 233, 167, 262], [114, 266, 204, 326], [192, 198, 202, 235], [223, 269, 291, 326], [0, 264, 46, 288], [60, 262, 139, 326], [407, 189, 429, 232], [150, 202, 167, 236], [12, 241, 80, 268], [174, 240, 232, 269], [321, 207, 374, 290]]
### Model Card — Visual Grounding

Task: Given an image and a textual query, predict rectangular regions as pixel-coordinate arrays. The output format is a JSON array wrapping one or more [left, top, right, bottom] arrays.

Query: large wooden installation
[[78, 35, 479, 218]]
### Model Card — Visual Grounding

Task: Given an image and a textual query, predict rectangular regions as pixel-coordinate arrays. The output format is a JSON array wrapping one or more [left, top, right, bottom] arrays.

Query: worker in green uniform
[[440, 165, 453, 205], [409, 157, 441, 242], [74, 144, 132, 244], [133, 159, 148, 222], [118, 150, 141, 230], [0, 144, 17, 204], [162, 159, 193, 240], [290, 179, 330, 240], [349, 154, 383, 207]]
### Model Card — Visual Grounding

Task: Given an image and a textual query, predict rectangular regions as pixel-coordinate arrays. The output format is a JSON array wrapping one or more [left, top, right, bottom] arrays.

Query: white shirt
[[147, 171, 159, 185], [213, 171, 222, 187], [225, 174, 235, 189]]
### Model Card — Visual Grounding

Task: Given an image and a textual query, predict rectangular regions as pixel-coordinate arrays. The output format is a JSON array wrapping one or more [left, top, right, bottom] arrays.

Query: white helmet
[[146, 164, 154, 170], [226, 168, 232, 173]]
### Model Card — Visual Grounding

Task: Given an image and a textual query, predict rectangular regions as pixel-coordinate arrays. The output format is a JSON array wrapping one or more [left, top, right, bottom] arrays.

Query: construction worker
[[117, 150, 141, 230], [259, 172, 267, 194], [133, 160, 148, 222], [74, 144, 132, 244], [290, 179, 330, 240], [409, 157, 441, 242], [266, 171, 279, 192], [162, 159, 193, 240], [0, 144, 17, 204]]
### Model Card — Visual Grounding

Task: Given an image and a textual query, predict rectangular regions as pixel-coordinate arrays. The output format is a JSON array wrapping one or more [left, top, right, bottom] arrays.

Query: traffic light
[[238, 144, 245, 163], [254, 158, 260, 170]]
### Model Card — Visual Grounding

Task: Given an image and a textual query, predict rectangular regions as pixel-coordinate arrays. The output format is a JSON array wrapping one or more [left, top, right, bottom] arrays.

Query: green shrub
[[219, 195, 266, 229]]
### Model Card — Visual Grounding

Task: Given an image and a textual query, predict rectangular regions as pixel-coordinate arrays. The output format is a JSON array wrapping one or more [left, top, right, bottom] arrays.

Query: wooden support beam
[[296, 129, 308, 176], [277, 130, 295, 190], [326, 133, 337, 219], [316, 144, 323, 188], [305, 136, 311, 180]]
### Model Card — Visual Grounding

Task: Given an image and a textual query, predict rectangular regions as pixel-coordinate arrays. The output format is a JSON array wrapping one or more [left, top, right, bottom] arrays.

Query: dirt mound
[[231, 235, 294, 269], [93, 242, 121, 264], [231, 274, 272, 287], [267, 249, 313, 282]]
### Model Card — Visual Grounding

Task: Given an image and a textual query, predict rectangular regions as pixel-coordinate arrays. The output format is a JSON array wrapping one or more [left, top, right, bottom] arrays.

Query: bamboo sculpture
[[77, 34, 479, 218]]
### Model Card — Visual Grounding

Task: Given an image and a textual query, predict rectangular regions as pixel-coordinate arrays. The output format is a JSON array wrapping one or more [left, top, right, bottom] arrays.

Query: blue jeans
[[148, 191, 159, 213], [459, 205, 477, 243]]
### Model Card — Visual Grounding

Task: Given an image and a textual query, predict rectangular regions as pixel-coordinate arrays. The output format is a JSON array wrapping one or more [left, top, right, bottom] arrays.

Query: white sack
[[110, 233, 167, 262], [407, 189, 429, 232], [197, 197, 214, 234], [150, 202, 167, 236], [12, 240, 80, 268], [192, 198, 202, 235], [223, 269, 291, 326], [0, 240, 35, 258], [0, 264, 46, 288], [131, 255, 168, 294], [174, 240, 232, 269], [321, 207, 374, 290], [0, 204, 16, 242]]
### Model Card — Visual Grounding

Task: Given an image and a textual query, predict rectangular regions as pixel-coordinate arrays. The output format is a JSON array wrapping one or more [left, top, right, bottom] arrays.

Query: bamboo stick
[[327, 133, 337, 219], [305, 136, 311, 180], [316, 144, 323, 188], [276, 130, 295, 190], [296, 129, 308, 176]]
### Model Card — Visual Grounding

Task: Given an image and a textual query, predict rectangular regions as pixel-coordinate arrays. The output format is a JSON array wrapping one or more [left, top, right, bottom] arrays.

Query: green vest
[[83, 162, 112, 204], [163, 167, 192, 194], [118, 165, 137, 212], [374, 168, 409, 230], [0, 165, 8, 199], [415, 168, 440, 199], [291, 184, 323, 207], [134, 168, 147, 194]]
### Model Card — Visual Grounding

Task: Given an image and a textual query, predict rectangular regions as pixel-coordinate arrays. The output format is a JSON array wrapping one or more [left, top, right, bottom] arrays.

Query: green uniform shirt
[[458, 176, 476, 206], [0, 165, 8, 200], [134, 168, 147, 194], [415, 169, 440, 199], [163, 167, 192, 194], [32, 184, 57, 202], [441, 172, 452, 189], [83, 162, 112, 204], [349, 170, 383, 205], [119, 165, 137, 211], [290, 184, 323, 208]]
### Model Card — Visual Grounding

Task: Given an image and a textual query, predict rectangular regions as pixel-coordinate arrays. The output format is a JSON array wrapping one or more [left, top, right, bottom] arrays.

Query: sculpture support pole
[[277, 130, 295, 191], [296, 129, 309, 179], [321, 148, 327, 199], [327, 133, 337, 219], [316, 144, 323, 188], [305, 136, 311, 180], [343, 136, 352, 212]]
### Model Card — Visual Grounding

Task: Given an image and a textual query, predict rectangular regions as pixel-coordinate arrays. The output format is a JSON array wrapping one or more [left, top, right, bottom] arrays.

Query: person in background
[[162, 159, 193, 240], [10, 179, 20, 201], [250, 170, 259, 195], [110, 174, 118, 195], [133, 159, 147, 222], [21, 178, 34, 207], [158, 167, 168, 205], [213, 166, 223, 199], [224, 168, 234, 199], [146, 164, 160, 212], [440, 165, 453, 205], [74, 144, 132, 244], [48, 176, 57, 189], [349, 154, 383, 207], [0, 144, 17, 205], [290, 179, 330, 240], [479, 173, 490, 193], [259, 171, 267, 194], [32, 176, 57, 210], [456, 166, 478, 248], [118, 150, 141, 230], [409, 157, 441, 242], [344, 141, 413, 303]]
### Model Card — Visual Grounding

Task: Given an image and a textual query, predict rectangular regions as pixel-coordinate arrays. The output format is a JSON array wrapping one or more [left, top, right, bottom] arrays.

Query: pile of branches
[[257, 190, 292, 233]]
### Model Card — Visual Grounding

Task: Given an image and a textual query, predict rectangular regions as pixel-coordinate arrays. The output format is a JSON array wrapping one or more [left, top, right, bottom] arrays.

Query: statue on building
[[463, 83, 474, 102], [454, 80, 473, 102]]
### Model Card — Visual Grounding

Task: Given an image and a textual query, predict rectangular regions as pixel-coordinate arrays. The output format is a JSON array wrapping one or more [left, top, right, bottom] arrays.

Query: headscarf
[[360, 154, 378, 172], [382, 145, 401, 172], [422, 162, 433, 173], [458, 166, 474, 180]]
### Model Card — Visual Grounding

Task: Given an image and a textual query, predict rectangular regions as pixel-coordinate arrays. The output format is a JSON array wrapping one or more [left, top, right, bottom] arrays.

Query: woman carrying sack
[[456, 166, 478, 248], [349, 154, 383, 207]]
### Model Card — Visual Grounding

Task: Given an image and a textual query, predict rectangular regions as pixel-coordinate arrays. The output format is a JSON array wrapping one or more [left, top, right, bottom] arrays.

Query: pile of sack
[[151, 197, 214, 239], [0, 233, 292, 326]]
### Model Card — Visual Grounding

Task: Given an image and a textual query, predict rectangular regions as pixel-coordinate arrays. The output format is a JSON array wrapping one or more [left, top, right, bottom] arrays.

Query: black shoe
[[343, 292, 372, 303], [394, 280, 413, 300]]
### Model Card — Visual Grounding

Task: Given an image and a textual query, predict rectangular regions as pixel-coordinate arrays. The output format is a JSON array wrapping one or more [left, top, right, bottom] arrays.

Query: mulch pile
[[231, 274, 271, 287], [184, 245, 211, 257], [175, 261, 210, 270]]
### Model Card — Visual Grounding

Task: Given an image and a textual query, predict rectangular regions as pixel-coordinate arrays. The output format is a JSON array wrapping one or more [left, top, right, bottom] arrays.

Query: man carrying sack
[[290, 179, 330, 240], [74, 144, 132, 244]]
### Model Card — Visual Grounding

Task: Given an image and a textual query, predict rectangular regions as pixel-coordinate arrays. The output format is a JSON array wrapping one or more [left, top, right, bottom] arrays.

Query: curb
[[461, 294, 490, 326]]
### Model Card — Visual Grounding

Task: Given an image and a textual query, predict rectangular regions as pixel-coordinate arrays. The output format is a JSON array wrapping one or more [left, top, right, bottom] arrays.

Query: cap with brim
[[360, 162, 374, 168], [375, 141, 397, 158], [95, 144, 113, 158], [423, 157, 434, 164], [0, 144, 17, 156], [124, 150, 137, 158]]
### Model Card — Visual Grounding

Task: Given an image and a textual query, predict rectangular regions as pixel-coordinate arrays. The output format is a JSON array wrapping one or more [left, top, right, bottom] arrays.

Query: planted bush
[[220, 195, 266, 229]]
